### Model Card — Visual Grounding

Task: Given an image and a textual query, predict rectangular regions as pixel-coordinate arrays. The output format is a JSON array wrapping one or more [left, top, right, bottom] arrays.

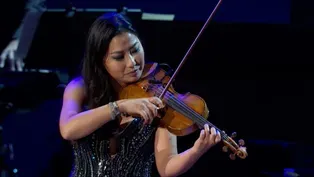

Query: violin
[[119, 0, 248, 160]]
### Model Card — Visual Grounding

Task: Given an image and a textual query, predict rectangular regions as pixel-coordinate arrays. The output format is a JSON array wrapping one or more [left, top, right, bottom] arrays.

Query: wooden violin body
[[119, 63, 209, 136]]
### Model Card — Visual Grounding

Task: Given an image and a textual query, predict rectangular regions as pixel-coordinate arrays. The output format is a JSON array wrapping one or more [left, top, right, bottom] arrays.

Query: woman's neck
[[110, 78, 125, 95]]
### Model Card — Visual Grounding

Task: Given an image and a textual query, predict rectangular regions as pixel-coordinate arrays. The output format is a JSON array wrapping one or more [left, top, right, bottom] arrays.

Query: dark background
[[0, 0, 314, 176]]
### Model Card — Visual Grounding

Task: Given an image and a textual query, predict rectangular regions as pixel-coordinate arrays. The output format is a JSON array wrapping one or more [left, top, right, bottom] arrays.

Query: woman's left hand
[[192, 124, 221, 154]]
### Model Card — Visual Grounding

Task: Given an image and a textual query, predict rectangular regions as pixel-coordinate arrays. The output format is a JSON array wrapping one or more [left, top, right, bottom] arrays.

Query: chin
[[124, 71, 142, 84], [124, 76, 140, 85]]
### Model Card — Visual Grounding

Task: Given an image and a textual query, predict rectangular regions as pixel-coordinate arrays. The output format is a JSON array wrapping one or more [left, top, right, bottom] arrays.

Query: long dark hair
[[81, 12, 137, 109]]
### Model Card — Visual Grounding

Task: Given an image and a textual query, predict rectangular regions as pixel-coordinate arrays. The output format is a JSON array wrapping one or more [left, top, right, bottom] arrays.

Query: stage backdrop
[[46, 0, 292, 24]]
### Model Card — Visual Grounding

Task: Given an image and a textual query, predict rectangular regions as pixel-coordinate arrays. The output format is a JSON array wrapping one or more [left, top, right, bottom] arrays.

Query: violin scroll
[[221, 131, 248, 160]]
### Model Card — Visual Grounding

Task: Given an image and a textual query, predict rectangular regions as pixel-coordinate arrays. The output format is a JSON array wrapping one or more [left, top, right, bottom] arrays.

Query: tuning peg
[[222, 146, 228, 152], [231, 132, 237, 138], [238, 139, 245, 146], [229, 153, 236, 160]]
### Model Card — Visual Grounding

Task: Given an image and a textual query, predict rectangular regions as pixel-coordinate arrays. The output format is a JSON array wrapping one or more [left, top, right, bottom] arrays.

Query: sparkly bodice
[[70, 118, 157, 177]]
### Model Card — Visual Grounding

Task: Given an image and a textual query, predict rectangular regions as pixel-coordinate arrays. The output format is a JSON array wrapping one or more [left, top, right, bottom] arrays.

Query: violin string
[[166, 97, 229, 140], [168, 96, 229, 140], [158, 89, 229, 140], [154, 85, 229, 140], [154, 85, 214, 128]]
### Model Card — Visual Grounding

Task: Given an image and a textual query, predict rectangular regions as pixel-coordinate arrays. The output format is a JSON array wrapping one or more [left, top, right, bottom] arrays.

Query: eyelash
[[113, 47, 140, 60]]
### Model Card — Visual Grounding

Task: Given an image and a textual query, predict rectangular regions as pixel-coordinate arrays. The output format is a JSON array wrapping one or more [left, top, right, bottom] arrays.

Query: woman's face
[[104, 32, 145, 87]]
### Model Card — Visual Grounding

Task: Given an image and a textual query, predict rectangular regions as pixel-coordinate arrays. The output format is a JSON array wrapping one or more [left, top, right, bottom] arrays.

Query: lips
[[127, 70, 138, 75]]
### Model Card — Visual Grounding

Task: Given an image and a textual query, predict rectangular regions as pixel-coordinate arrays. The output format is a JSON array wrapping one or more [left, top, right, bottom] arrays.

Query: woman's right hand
[[117, 97, 164, 124]]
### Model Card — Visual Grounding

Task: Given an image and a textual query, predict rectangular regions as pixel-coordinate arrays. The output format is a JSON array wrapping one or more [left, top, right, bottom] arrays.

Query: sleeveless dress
[[69, 117, 158, 177]]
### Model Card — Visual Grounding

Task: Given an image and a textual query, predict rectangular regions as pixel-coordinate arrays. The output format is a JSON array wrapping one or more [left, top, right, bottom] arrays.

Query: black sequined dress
[[69, 118, 157, 177]]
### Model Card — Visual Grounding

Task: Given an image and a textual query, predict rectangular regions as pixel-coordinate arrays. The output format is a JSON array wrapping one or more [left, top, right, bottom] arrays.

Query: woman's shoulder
[[68, 76, 85, 87], [64, 76, 86, 98]]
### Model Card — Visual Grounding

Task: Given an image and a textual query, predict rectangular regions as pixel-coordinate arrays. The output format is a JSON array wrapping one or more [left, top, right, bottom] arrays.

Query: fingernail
[[207, 125, 211, 131]]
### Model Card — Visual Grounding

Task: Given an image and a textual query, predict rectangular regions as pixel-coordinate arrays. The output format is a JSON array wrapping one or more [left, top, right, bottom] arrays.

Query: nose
[[126, 53, 137, 67]]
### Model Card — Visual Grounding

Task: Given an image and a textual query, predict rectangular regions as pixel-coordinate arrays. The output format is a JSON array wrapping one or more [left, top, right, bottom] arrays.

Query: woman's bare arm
[[154, 127, 203, 177], [59, 78, 117, 141]]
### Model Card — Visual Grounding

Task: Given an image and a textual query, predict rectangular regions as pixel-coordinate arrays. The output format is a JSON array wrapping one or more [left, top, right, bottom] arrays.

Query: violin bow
[[159, 0, 223, 98]]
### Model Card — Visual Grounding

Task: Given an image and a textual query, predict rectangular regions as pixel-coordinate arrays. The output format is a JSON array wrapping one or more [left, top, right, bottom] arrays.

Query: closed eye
[[111, 42, 139, 60]]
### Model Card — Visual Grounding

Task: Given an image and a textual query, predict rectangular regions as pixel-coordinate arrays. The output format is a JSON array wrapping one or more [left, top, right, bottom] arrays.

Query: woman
[[59, 12, 221, 177]]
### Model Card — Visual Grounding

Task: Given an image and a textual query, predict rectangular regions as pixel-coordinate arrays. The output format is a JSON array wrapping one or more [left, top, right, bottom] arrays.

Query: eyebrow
[[110, 42, 138, 55]]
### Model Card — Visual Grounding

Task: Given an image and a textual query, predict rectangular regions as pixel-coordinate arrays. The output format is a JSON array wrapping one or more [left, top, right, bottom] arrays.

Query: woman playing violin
[[59, 12, 221, 177]]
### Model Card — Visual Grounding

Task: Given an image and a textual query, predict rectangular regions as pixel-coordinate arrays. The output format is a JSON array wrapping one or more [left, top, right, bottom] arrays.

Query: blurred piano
[[0, 6, 175, 109]]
